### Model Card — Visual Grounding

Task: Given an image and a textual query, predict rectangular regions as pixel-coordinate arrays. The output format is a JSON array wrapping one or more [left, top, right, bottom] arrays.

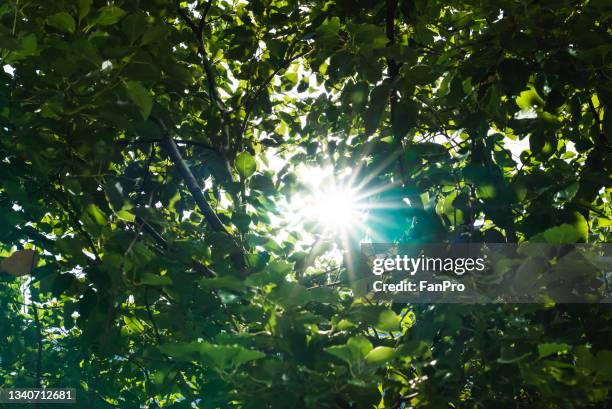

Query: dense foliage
[[1, 0, 611, 408]]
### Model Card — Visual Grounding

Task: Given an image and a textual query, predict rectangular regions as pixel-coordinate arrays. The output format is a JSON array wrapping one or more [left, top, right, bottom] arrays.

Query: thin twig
[[118, 138, 218, 151], [30, 283, 43, 396], [51, 188, 101, 261], [145, 286, 162, 344], [238, 49, 312, 140]]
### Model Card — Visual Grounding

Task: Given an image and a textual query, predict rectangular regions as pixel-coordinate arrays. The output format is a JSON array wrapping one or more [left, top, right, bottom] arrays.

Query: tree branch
[[198, 0, 214, 34], [152, 117, 248, 274], [177, 3, 239, 206], [118, 138, 218, 151], [156, 120, 227, 232], [386, 0, 423, 209]]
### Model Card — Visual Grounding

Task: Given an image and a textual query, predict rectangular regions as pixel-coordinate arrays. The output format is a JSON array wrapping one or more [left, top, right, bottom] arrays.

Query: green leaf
[[235, 152, 257, 179], [116, 209, 135, 222], [325, 345, 353, 364], [94, 6, 126, 26], [268, 282, 309, 308], [140, 273, 172, 286], [121, 13, 147, 43], [364, 84, 390, 135], [516, 86, 544, 110], [229, 347, 266, 367], [159, 342, 264, 370], [530, 224, 582, 244], [406, 65, 439, 85], [124, 81, 153, 119], [364, 346, 396, 366], [105, 181, 125, 210], [376, 309, 400, 331], [316, 17, 341, 49], [19, 34, 37, 57], [123, 315, 145, 333], [250, 174, 275, 194], [538, 343, 569, 359], [47, 12, 76, 33], [325, 336, 373, 366], [199, 276, 245, 292], [142, 24, 169, 45], [78, 0, 93, 19], [348, 336, 373, 356], [244, 260, 290, 286], [392, 99, 418, 138], [406, 142, 450, 163], [85, 204, 106, 225]]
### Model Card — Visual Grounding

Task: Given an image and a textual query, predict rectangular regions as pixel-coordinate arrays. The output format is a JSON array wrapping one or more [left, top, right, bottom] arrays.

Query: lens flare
[[308, 188, 360, 230]]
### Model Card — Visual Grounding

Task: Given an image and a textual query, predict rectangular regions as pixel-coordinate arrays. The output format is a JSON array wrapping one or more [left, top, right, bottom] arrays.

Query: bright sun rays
[[282, 159, 420, 279], [303, 187, 361, 231], [291, 151, 410, 242], [294, 165, 367, 237]]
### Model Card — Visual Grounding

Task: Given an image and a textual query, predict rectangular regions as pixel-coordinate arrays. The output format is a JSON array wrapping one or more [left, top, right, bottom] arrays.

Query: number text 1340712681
[[0, 389, 76, 403]]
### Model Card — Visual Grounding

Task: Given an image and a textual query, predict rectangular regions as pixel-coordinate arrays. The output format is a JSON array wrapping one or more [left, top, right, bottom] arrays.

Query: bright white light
[[3, 65, 15, 76], [291, 166, 365, 234], [297, 165, 333, 186], [308, 188, 360, 230]]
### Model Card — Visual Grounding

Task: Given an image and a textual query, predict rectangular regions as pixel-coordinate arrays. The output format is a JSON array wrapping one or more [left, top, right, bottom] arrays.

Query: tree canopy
[[0, 0, 611, 408]]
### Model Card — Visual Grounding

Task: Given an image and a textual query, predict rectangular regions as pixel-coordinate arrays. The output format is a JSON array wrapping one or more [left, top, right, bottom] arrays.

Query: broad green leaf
[[530, 224, 582, 244], [123, 315, 145, 333], [538, 343, 569, 359], [325, 344, 353, 364], [244, 260, 290, 286], [124, 81, 153, 119], [235, 152, 257, 179], [406, 142, 450, 163], [199, 276, 245, 292], [158, 342, 201, 361], [364, 84, 390, 135], [325, 336, 373, 366], [116, 209, 135, 222], [140, 273, 172, 286], [142, 24, 169, 44], [19, 34, 37, 57], [86, 204, 106, 225], [316, 17, 341, 49], [392, 99, 418, 138], [160, 342, 264, 369], [516, 86, 544, 110], [364, 346, 396, 366], [347, 336, 373, 358], [105, 181, 125, 210], [250, 174, 275, 194], [94, 6, 126, 26], [376, 309, 400, 331], [121, 14, 147, 43], [268, 282, 309, 308], [78, 0, 92, 19], [47, 12, 76, 33], [406, 64, 439, 85]]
